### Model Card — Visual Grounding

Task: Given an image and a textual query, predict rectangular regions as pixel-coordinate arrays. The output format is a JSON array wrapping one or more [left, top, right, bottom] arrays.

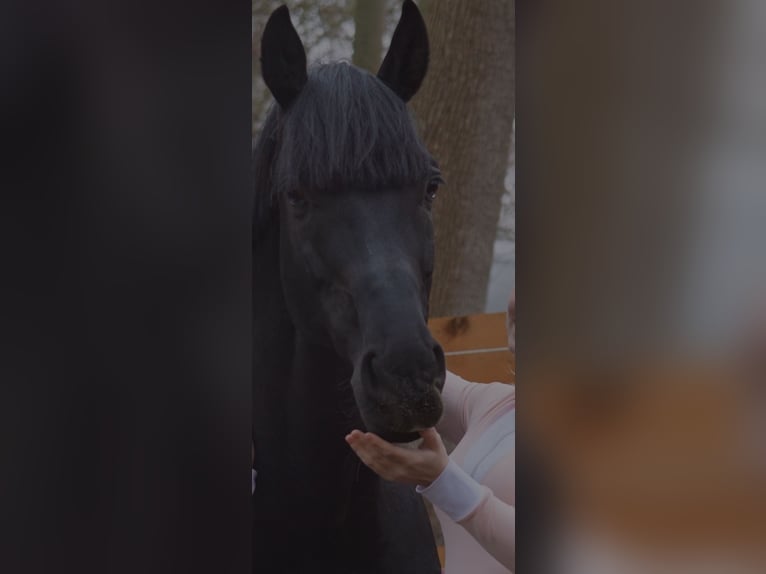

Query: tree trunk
[[413, 0, 515, 317], [352, 0, 387, 72]]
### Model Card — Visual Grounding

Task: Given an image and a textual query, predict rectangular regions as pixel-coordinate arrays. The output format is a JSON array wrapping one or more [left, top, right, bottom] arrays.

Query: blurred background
[[518, 0, 766, 572], [252, 0, 515, 317]]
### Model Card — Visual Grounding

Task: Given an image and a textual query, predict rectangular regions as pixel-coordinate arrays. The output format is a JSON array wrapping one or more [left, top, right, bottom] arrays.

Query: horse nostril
[[363, 340, 444, 393], [361, 351, 380, 387], [357, 343, 445, 433]]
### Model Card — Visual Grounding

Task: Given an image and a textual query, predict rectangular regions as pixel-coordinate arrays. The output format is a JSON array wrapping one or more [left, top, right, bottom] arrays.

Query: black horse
[[253, 2, 445, 571]]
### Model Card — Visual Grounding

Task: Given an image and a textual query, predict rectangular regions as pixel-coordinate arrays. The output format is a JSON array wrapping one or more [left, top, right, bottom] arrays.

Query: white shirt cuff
[[252, 469, 257, 494], [416, 459, 485, 522]]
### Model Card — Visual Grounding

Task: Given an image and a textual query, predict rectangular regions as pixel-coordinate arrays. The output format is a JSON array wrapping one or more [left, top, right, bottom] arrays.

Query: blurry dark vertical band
[[0, 1, 252, 573]]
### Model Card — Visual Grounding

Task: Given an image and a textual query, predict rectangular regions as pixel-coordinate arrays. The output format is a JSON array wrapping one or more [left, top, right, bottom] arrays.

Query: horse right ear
[[260, 5, 307, 109], [377, 0, 429, 103]]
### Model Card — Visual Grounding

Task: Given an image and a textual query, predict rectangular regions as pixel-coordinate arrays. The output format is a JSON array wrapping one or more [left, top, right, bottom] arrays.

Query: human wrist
[[416, 459, 486, 522], [420, 453, 449, 487]]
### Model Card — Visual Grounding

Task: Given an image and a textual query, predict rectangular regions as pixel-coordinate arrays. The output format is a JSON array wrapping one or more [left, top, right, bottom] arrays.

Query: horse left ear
[[261, 5, 307, 109], [377, 0, 429, 103]]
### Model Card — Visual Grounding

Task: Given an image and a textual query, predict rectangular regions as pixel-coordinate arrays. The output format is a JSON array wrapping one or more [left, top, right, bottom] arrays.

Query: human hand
[[345, 428, 449, 487]]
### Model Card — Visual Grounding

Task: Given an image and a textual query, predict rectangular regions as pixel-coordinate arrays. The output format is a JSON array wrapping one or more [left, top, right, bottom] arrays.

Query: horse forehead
[[317, 185, 416, 205]]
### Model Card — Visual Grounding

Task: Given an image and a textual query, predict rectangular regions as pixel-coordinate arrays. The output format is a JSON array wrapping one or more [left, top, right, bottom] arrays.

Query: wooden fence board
[[429, 312, 515, 384]]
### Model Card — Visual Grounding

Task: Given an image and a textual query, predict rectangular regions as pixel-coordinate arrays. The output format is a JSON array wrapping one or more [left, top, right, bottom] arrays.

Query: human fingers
[[347, 432, 430, 478], [354, 433, 417, 469], [346, 431, 397, 463], [346, 434, 407, 480], [418, 427, 444, 452], [359, 431, 446, 485], [346, 433, 382, 470]]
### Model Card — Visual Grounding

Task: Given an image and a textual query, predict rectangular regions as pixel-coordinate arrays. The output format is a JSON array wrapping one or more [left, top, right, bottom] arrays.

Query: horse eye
[[286, 189, 306, 207], [425, 182, 439, 202]]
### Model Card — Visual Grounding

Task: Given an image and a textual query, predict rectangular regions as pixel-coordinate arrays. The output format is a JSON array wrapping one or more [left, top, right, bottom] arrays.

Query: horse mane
[[253, 62, 438, 234]]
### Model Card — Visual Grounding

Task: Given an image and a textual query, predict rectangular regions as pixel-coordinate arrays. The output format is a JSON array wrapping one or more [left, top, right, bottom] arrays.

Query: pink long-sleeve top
[[416, 371, 516, 573]]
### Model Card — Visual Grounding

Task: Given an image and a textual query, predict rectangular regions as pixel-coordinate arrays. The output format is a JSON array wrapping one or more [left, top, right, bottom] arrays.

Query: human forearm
[[417, 460, 515, 569]]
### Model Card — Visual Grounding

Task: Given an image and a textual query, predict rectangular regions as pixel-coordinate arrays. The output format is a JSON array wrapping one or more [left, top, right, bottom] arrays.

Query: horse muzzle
[[352, 342, 445, 439]]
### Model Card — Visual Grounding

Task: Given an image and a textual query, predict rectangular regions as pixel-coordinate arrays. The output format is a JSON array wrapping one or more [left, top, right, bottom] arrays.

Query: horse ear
[[260, 5, 307, 109], [377, 0, 429, 103]]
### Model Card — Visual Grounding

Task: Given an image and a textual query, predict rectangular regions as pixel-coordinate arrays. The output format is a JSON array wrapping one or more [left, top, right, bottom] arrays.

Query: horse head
[[258, 0, 445, 442]]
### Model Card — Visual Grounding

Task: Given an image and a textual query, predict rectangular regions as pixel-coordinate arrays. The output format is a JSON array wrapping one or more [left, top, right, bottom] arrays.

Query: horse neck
[[253, 213, 364, 508]]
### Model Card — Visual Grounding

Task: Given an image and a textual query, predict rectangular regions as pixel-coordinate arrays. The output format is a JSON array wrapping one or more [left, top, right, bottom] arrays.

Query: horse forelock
[[254, 62, 436, 217]]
